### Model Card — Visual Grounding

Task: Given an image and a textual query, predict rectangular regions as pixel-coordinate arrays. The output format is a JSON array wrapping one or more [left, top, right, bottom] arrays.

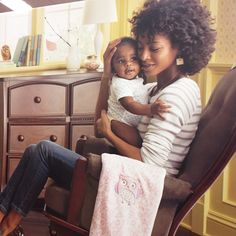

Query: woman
[[95, 0, 216, 176], [0, 0, 216, 235]]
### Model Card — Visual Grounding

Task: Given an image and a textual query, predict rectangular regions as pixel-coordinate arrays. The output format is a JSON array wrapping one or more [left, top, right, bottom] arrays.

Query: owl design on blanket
[[115, 174, 143, 206]]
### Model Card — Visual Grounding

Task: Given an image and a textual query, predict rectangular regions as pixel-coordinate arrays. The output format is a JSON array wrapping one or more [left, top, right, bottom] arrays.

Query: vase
[[66, 45, 80, 72]]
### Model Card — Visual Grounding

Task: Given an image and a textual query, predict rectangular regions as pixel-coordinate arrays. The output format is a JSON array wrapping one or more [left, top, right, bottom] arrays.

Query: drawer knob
[[17, 135, 24, 142], [50, 135, 57, 142], [34, 96, 41, 103]]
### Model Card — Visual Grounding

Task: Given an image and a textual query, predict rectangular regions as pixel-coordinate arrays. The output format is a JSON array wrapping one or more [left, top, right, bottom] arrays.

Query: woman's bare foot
[[0, 209, 22, 236]]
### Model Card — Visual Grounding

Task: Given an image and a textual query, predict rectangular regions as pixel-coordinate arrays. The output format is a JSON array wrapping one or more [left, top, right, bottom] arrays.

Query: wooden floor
[[21, 210, 199, 236]]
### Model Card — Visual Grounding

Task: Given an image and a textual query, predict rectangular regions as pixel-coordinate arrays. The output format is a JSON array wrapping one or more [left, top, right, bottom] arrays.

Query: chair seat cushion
[[163, 176, 192, 201]]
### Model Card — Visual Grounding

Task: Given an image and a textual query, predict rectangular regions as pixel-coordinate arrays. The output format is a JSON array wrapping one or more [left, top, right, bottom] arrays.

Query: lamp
[[83, 0, 117, 65]]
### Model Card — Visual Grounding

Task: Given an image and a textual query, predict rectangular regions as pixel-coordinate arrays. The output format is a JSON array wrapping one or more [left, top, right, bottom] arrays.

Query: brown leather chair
[[44, 68, 236, 236]]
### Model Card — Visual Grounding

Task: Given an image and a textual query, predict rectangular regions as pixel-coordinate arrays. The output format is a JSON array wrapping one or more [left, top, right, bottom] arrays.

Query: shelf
[[0, 63, 103, 78], [0, 63, 66, 76]]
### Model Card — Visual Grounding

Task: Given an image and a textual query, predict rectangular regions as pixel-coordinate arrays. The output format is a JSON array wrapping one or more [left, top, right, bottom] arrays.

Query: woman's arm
[[96, 110, 142, 161], [94, 75, 111, 122], [94, 39, 121, 136]]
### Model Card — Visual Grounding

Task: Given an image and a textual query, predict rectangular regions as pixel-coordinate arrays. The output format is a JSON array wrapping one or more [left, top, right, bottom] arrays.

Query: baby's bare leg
[[111, 120, 142, 148]]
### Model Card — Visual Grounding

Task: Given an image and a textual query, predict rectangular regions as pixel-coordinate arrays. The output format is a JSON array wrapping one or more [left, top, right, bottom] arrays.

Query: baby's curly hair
[[130, 0, 216, 75]]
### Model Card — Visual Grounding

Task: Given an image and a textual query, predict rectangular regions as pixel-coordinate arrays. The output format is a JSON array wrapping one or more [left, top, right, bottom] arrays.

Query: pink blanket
[[89, 153, 166, 236]]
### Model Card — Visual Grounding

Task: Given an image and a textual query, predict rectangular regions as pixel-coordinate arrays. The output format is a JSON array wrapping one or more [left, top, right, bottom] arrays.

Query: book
[[32, 34, 38, 66], [29, 35, 35, 66], [17, 36, 28, 67], [12, 36, 26, 65], [25, 35, 32, 66], [35, 34, 42, 66]]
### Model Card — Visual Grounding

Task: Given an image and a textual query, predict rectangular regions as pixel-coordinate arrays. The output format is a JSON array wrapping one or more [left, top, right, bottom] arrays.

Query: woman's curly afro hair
[[130, 0, 216, 75]]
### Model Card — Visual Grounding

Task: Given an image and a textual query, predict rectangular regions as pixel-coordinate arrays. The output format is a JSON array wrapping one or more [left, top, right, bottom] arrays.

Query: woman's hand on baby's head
[[103, 38, 121, 77], [150, 100, 171, 120]]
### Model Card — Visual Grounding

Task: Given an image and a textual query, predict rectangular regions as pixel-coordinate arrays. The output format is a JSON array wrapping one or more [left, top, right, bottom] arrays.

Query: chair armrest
[[75, 135, 88, 155], [162, 176, 193, 202], [66, 135, 106, 225], [76, 135, 118, 156], [66, 137, 89, 225]]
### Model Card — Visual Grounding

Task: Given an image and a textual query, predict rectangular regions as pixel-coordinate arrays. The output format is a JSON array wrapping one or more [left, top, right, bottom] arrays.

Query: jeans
[[0, 140, 81, 217]]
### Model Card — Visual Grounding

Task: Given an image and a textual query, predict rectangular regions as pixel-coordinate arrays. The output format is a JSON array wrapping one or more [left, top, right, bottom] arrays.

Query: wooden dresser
[[0, 70, 101, 189]]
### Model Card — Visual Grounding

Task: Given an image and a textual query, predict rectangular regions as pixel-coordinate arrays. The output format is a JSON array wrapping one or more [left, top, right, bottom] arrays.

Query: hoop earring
[[176, 57, 184, 65]]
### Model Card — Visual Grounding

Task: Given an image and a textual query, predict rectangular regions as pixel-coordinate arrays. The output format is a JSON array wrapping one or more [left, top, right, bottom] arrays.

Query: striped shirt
[[137, 77, 201, 176]]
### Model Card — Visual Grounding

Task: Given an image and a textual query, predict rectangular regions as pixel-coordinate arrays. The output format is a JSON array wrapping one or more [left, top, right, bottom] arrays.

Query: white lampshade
[[83, 0, 117, 25], [82, 0, 118, 67]]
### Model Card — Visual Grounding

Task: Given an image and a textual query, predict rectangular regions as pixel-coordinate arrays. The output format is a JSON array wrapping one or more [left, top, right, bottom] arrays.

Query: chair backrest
[[179, 68, 236, 186], [169, 68, 236, 235]]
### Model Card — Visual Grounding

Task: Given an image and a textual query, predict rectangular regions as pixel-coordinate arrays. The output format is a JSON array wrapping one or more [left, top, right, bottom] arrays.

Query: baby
[[107, 37, 169, 146]]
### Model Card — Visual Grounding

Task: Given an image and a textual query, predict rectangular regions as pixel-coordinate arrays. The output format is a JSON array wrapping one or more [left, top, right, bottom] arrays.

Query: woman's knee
[[21, 141, 55, 167], [35, 140, 56, 156], [19, 144, 37, 165], [37, 140, 52, 149], [24, 144, 36, 157]]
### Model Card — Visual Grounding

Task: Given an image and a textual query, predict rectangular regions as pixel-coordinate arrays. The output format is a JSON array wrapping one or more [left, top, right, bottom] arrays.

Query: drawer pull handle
[[50, 135, 57, 142], [34, 96, 41, 103], [18, 135, 24, 142]]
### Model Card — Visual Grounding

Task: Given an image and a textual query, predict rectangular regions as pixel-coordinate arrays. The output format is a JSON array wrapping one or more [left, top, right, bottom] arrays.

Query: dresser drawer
[[72, 80, 100, 115], [71, 124, 94, 151], [8, 125, 68, 153], [9, 83, 68, 117]]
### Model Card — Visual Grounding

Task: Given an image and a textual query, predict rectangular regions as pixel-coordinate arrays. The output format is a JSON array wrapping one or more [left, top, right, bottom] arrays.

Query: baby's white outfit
[[107, 75, 149, 127]]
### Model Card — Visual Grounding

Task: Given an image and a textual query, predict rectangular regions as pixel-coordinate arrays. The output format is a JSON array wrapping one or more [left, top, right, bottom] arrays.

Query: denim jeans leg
[[0, 144, 37, 214], [1, 140, 81, 217]]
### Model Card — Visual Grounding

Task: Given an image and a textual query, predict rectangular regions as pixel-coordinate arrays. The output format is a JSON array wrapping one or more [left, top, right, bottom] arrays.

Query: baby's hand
[[150, 100, 171, 120]]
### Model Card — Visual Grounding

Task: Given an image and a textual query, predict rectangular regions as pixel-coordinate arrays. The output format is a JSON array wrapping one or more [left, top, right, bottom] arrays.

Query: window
[[44, 1, 96, 63]]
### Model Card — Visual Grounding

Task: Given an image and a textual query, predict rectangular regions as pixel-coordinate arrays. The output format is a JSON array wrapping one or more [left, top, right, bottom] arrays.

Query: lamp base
[[66, 45, 80, 72], [94, 25, 103, 67]]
